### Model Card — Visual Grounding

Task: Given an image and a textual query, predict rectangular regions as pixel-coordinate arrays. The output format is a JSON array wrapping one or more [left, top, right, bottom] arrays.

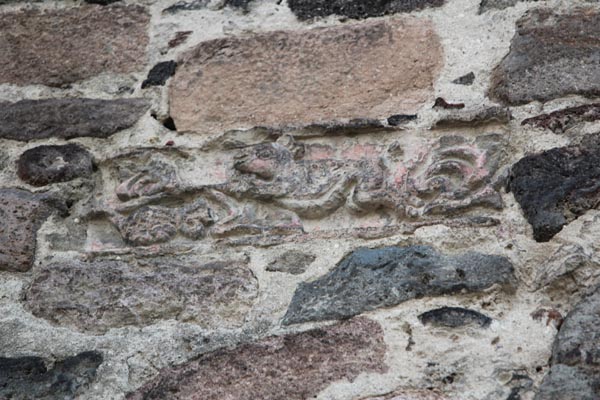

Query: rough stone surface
[[0, 352, 103, 400], [418, 307, 492, 328], [478, 0, 539, 13], [283, 245, 514, 325], [521, 103, 600, 133], [0, 5, 149, 87], [127, 317, 387, 400], [170, 18, 443, 134], [0, 189, 56, 272], [142, 61, 177, 89], [288, 0, 445, 20], [17, 144, 94, 187], [535, 288, 600, 400], [451, 72, 475, 85], [508, 139, 600, 242], [266, 250, 316, 274], [25, 258, 258, 333], [0, 98, 149, 141], [489, 8, 600, 105], [361, 390, 448, 399]]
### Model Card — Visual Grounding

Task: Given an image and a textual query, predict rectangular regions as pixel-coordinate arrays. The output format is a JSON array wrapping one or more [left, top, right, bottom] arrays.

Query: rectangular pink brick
[[170, 18, 443, 134]]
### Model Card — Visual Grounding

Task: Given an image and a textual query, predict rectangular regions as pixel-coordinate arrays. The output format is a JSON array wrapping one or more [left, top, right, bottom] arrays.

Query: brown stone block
[[170, 18, 443, 134], [127, 317, 387, 400], [0, 5, 150, 87]]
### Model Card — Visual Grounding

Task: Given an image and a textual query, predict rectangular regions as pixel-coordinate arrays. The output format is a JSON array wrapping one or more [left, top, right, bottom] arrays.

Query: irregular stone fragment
[[0, 189, 57, 272], [508, 140, 600, 242], [360, 389, 448, 399], [17, 144, 94, 187], [171, 18, 443, 134], [283, 245, 514, 325], [25, 258, 258, 333], [433, 97, 465, 109], [127, 317, 387, 400], [452, 72, 475, 85], [0, 98, 149, 141], [432, 107, 511, 128], [288, 0, 445, 20], [489, 8, 600, 105], [142, 61, 177, 88], [163, 0, 251, 13], [479, 0, 538, 13], [119, 206, 179, 246], [388, 114, 417, 126], [168, 31, 193, 48], [521, 103, 600, 133], [86, 0, 121, 4], [534, 288, 600, 400], [0, 5, 149, 87], [0, 352, 103, 400], [418, 307, 492, 328], [266, 251, 316, 275]]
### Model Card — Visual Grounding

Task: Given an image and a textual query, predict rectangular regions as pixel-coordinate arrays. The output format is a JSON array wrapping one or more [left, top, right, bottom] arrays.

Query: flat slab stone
[[0, 5, 149, 87], [288, 0, 445, 20], [0, 189, 56, 272], [508, 139, 600, 242], [0, 98, 149, 141], [489, 8, 600, 105], [521, 103, 600, 133], [170, 18, 443, 134], [283, 245, 514, 325], [24, 257, 258, 333], [534, 288, 600, 400], [127, 317, 387, 400], [418, 307, 492, 328], [0, 352, 103, 400]]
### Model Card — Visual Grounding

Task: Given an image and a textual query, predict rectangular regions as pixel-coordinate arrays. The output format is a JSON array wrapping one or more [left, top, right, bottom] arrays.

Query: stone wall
[[0, 0, 599, 399]]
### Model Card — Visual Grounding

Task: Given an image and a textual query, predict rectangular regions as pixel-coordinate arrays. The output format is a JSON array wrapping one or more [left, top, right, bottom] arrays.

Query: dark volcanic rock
[[508, 141, 600, 242], [0, 98, 149, 141], [25, 257, 258, 333], [127, 317, 387, 400], [85, 0, 121, 4], [479, 0, 539, 13], [283, 245, 514, 325], [489, 8, 600, 105], [418, 307, 492, 328], [163, 0, 251, 13], [452, 72, 475, 85], [0, 5, 149, 87], [266, 251, 316, 275], [387, 114, 417, 126], [288, 0, 445, 20], [534, 288, 600, 400], [521, 103, 600, 133], [0, 352, 103, 400], [142, 61, 177, 88], [17, 144, 94, 186], [0, 189, 58, 272]]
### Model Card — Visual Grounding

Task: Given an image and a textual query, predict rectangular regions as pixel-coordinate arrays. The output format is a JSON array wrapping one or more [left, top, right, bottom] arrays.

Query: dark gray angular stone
[[0, 98, 149, 141], [0, 351, 103, 400], [282, 245, 514, 325], [508, 140, 600, 242], [521, 103, 600, 133], [418, 307, 492, 328], [489, 9, 600, 105], [387, 114, 417, 126], [452, 72, 475, 85], [479, 0, 539, 13], [162, 0, 252, 14], [288, 0, 445, 20], [534, 288, 600, 400], [17, 144, 94, 187], [142, 61, 177, 88]]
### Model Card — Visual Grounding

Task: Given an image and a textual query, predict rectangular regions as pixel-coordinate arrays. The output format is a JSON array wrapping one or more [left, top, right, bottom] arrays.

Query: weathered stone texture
[[490, 8, 600, 105], [283, 245, 514, 325], [535, 288, 600, 400], [25, 258, 258, 333], [0, 189, 56, 272], [288, 0, 445, 20], [521, 103, 600, 133], [479, 0, 538, 13], [361, 389, 448, 399], [142, 61, 177, 88], [266, 250, 316, 275], [508, 140, 600, 242], [418, 307, 492, 328], [170, 18, 443, 134], [127, 317, 387, 400], [17, 144, 94, 187], [0, 98, 149, 141], [0, 5, 149, 87], [0, 352, 103, 400]]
